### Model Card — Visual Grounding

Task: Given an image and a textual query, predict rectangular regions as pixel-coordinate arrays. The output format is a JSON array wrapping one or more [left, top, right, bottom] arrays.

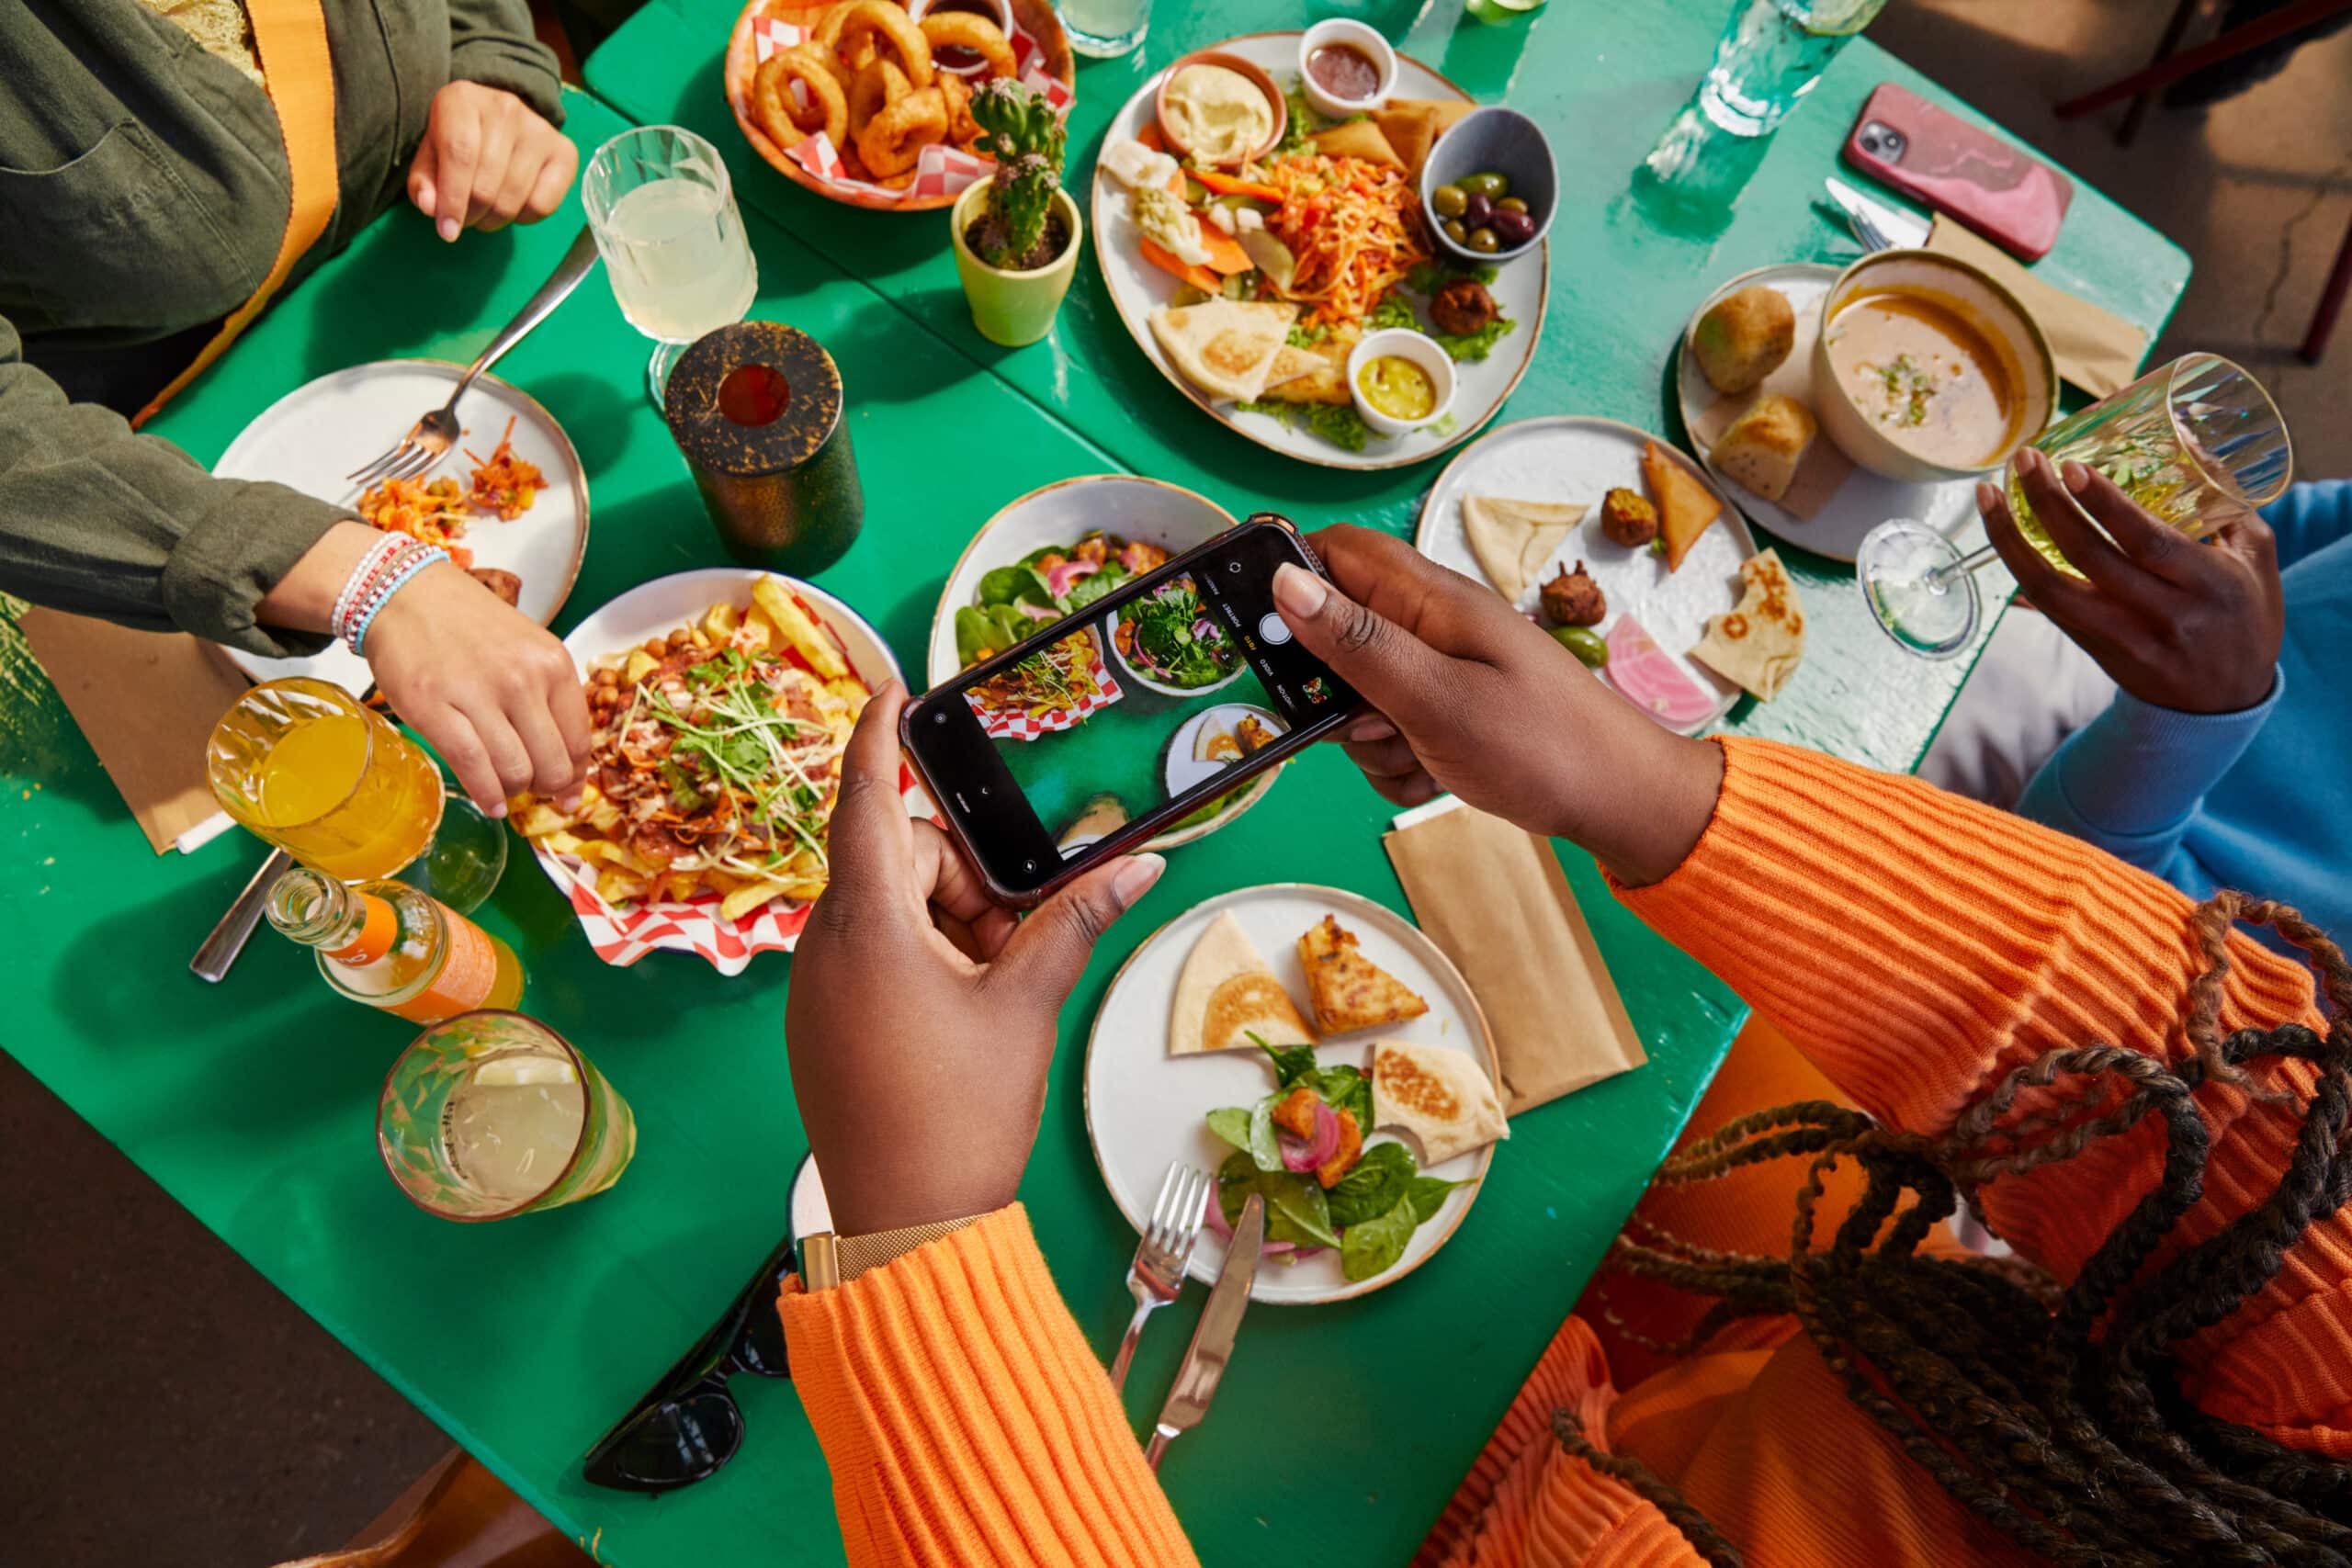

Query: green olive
[[1496, 195, 1529, 216], [1431, 184, 1468, 219], [1549, 626, 1608, 668], [1442, 217, 1469, 245], [1468, 226, 1501, 254], [1459, 171, 1511, 198]]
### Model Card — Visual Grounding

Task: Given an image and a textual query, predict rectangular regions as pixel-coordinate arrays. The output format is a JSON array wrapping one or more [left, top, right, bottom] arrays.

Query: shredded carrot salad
[[356, 476, 471, 557], [1260, 153, 1430, 330], [464, 416, 544, 521]]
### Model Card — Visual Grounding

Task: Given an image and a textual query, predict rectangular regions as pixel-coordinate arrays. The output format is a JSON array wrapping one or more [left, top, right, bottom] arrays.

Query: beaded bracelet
[[344, 542, 450, 658], [330, 533, 408, 646]]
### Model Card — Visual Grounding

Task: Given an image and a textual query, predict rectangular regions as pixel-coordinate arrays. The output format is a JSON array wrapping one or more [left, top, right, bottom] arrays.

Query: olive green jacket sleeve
[[447, 0, 567, 127], [0, 315, 341, 659]]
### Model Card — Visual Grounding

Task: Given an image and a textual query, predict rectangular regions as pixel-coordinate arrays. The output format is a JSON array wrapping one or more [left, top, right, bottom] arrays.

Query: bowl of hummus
[[1154, 51, 1285, 168]]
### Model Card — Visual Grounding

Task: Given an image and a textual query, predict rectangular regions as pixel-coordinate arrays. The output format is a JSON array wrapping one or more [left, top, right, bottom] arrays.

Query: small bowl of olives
[[1419, 106, 1555, 265]]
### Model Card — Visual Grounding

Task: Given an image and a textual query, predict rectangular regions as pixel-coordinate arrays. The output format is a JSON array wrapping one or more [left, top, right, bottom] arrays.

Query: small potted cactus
[[950, 79, 1082, 347]]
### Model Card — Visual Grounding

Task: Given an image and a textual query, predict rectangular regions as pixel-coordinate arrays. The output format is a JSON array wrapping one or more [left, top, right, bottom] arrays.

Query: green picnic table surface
[[0, 6, 2188, 1563]]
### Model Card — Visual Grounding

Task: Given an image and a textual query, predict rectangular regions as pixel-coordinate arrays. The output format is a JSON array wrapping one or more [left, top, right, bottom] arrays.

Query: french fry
[[704, 602, 741, 641], [585, 796, 624, 834], [543, 829, 584, 856], [624, 649, 661, 682], [515, 801, 577, 838], [596, 869, 651, 905], [753, 575, 847, 679], [719, 876, 793, 920]]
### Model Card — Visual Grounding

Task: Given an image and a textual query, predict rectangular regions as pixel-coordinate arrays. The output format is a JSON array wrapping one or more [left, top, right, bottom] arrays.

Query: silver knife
[[1824, 175, 1931, 253], [1145, 1191, 1262, 1471]]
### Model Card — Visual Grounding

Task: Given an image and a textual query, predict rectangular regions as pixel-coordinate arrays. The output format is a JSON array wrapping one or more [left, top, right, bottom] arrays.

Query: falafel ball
[[1430, 277, 1500, 338], [1541, 560, 1606, 626], [1600, 487, 1659, 548]]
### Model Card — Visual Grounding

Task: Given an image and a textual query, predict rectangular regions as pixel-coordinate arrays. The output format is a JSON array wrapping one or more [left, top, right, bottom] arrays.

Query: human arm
[[409, 6, 576, 243], [778, 685, 1193, 1563], [2260, 478, 2351, 571]]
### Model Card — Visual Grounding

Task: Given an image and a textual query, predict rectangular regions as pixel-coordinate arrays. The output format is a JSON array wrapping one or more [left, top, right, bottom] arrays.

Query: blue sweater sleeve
[[2263, 479, 2351, 572], [2014, 668, 2284, 894]]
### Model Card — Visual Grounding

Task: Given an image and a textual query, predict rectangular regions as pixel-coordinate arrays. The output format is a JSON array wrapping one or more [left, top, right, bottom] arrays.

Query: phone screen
[[905, 518, 1358, 901]]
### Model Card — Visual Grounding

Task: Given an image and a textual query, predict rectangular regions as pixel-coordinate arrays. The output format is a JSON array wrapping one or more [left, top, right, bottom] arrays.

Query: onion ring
[[856, 85, 948, 178], [752, 46, 849, 150], [936, 70, 978, 146], [818, 0, 933, 88], [918, 12, 1014, 80], [847, 57, 912, 137]]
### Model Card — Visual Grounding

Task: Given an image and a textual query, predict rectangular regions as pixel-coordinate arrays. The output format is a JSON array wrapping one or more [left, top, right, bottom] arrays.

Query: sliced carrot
[[1153, 171, 1252, 275], [1136, 122, 1165, 153], [1191, 167, 1283, 203], [1138, 234, 1222, 295]]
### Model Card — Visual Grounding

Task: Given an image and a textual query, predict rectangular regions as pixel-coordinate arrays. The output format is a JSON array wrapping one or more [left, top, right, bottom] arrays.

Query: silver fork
[[345, 225, 602, 486], [1109, 1163, 1212, 1393]]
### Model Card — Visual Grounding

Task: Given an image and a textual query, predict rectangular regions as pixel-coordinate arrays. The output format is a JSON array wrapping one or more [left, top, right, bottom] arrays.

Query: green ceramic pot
[[951, 183, 1083, 348]]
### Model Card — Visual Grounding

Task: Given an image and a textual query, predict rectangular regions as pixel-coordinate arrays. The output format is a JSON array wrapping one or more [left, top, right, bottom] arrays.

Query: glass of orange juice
[[207, 677, 506, 912]]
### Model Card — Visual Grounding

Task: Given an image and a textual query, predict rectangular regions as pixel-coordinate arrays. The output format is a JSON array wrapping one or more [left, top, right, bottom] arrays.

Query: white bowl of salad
[[1103, 572, 1250, 697]]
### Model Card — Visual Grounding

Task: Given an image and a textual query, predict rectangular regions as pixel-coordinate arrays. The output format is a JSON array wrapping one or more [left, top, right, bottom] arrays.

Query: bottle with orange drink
[[267, 867, 525, 1023]]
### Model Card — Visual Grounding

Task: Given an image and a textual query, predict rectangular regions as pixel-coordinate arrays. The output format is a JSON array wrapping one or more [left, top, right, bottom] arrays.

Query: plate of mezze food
[[1675, 251, 2057, 563], [212, 359, 588, 697], [925, 475, 1284, 852], [725, 0, 1074, 209], [510, 569, 912, 975], [1090, 31, 1549, 469], [1087, 885, 1506, 1304], [1419, 417, 1809, 731]]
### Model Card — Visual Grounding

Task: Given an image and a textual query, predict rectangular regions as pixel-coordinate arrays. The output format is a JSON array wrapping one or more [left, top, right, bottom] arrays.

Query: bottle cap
[[324, 893, 398, 965]]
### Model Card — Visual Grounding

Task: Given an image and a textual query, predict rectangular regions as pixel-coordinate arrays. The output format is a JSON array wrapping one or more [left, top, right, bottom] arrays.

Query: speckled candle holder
[[663, 321, 864, 573]]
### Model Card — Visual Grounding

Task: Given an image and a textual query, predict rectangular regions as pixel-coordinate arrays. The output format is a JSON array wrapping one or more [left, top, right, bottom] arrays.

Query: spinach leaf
[[979, 563, 1051, 607], [1408, 1175, 1475, 1224], [1204, 1106, 1253, 1150], [1340, 1196, 1419, 1281], [1217, 1151, 1340, 1249], [1313, 1064, 1374, 1134], [1253, 1034, 1318, 1089], [1326, 1142, 1415, 1228], [955, 604, 1032, 666], [1245, 1095, 1284, 1172], [1064, 562, 1127, 610]]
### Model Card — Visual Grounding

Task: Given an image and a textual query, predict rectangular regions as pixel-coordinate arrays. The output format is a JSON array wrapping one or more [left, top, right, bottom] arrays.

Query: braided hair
[[1562, 894, 2352, 1567]]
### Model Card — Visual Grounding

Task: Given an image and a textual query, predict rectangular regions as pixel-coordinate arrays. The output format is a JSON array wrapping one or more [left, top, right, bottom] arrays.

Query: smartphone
[[901, 514, 1360, 906], [1843, 84, 2073, 262]]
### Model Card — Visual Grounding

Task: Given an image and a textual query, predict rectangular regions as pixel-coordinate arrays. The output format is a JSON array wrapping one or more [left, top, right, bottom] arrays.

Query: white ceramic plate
[[1091, 31, 1547, 471], [527, 569, 912, 971], [925, 475, 1279, 852], [1675, 264, 1985, 565], [1163, 703, 1287, 797], [1418, 417, 1756, 735], [212, 359, 589, 694], [1085, 884, 1499, 1306]]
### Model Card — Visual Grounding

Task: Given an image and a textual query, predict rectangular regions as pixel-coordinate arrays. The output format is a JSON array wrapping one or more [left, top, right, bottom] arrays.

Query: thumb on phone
[[1272, 563, 1452, 732], [994, 853, 1165, 1003]]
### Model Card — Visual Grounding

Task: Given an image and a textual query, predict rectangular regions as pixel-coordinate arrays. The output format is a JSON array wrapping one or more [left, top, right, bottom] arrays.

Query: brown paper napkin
[[1926, 217, 2150, 400], [20, 609, 246, 853], [1384, 799, 1646, 1115]]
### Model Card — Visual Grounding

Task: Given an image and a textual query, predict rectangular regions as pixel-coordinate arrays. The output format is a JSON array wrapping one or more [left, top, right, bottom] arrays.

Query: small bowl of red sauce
[[1298, 19, 1396, 122]]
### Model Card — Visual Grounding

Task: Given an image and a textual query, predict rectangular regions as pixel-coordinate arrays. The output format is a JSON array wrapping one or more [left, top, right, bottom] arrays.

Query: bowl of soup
[[1811, 250, 2056, 485]]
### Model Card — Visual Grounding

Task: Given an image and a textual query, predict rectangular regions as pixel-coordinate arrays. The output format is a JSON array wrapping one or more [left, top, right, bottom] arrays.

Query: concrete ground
[[2, 7, 2343, 1566]]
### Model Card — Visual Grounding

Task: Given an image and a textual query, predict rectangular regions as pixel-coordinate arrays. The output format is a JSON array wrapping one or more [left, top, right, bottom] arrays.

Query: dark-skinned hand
[[1979, 446, 2283, 715]]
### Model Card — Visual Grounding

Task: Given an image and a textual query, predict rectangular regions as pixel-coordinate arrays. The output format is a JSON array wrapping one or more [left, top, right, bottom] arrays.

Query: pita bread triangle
[[1690, 547, 1805, 701], [1371, 1040, 1509, 1167], [1148, 300, 1298, 403], [1462, 496, 1585, 604], [1170, 910, 1317, 1055]]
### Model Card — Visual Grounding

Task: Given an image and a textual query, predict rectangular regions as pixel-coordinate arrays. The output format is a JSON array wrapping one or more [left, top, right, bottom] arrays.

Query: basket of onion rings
[[725, 0, 1075, 210]]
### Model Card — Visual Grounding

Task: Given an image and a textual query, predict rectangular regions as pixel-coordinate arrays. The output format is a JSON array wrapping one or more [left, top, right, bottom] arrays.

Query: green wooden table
[[0, 7, 2187, 1561]]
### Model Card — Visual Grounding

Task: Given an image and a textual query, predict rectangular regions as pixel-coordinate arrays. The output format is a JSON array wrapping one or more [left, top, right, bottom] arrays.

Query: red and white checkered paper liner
[[747, 13, 1074, 204], [532, 763, 926, 976], [967, 627, 1122, 740]]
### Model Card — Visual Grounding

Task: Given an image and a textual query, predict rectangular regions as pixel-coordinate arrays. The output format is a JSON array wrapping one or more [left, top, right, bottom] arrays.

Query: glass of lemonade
[[1700, 0, 1890, 137], [379, 1011, 637, 1222], [1858, 353, 2294, 660], [208, 677, 506, 912], [582, 126, 759, 407]]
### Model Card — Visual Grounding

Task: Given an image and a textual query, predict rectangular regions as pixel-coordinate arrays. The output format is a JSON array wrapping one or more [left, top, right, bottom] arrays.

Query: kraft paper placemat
[[20, 608, 244, 854], [1385, 798, 1645, 1116], [1927, 216, 2150, 400]]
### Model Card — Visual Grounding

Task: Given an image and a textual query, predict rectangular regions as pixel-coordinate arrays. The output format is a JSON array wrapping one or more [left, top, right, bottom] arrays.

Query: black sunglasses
[[582, 1231, 797, 1493]]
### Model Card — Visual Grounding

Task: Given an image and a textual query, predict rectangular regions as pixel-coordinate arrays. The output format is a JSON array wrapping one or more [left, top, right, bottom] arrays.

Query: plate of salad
[[1084, 884, 1499, 1305], [1089, 32, 1547, 470], [1107, 573, 1248, 695], [926, 475, 1284, 852]]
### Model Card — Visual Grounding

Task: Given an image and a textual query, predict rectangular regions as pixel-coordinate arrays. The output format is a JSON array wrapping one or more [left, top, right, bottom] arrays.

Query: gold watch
[[800, 1214, 983, 1290]]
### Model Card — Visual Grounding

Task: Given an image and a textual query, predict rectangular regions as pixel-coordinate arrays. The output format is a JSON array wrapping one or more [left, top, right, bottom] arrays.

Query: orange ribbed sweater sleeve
[[778, 1204, 1199, 1568], [1616, 739, 2350, 1450]]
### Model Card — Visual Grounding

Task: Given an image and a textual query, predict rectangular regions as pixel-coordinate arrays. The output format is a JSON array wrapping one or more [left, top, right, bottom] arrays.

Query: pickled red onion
[[1279, 1101, 1341, 1174]]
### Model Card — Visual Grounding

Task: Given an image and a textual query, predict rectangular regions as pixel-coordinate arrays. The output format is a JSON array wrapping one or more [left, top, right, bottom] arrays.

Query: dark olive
[[1460, 192, 1493, 228], [1491, 209, 1536, 246], [1442, 217, 1469, 245], [1496, 196, 1529, 216], [1430, 184, 1467, 219], [1468, 226, 1500, 254]]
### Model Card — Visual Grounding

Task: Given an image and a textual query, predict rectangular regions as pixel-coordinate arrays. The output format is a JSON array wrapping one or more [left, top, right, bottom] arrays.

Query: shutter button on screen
[[1258, 612, 1293, 646]]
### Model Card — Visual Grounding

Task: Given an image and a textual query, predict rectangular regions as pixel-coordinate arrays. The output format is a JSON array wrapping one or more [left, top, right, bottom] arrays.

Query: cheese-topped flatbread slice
[[1462, 496, 1584, 604], [1148, 300, 1298, 403], [1370, 1040, 1509, 1167], [1170, 910, 1316, 1055], [1690, 547, 1805, 701], [1298, 914, 1429, 1035]]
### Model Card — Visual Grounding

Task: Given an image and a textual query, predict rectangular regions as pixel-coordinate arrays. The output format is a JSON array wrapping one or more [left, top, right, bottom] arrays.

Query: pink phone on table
[[1843, 83, 2073, 262]]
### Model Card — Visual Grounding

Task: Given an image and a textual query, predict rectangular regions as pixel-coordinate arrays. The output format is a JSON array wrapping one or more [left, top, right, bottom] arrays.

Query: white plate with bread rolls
[[1676, 263, 1982, 564]]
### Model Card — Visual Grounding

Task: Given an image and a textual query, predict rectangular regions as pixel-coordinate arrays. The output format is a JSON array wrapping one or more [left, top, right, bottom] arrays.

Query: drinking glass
[[207, 677, 506, 912], [1060, 0, 1149, 58], [1859, 353, 2294, 660], [1700, 0, 1890, 137], [379, 1011, 637, 1222], [582, 126, 758, 408]]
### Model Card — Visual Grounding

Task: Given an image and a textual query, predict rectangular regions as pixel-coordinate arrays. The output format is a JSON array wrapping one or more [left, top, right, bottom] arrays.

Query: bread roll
[[1710, 393, 1816, 503], [1691, 285, 1796, 395]]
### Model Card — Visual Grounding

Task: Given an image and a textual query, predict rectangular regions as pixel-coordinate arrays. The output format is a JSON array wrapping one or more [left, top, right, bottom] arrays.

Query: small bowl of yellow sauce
[[1346, 327, 1456, 440]]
